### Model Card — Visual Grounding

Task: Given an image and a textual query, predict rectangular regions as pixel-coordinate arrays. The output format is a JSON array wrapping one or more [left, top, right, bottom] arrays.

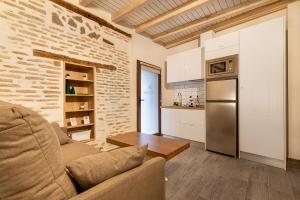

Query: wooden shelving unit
[[64, 62, 95, 140], [65, 109, 94, 113], [65, 94, 94, 97], [66, 78, 94, 83], [66, 123, 95, 130]]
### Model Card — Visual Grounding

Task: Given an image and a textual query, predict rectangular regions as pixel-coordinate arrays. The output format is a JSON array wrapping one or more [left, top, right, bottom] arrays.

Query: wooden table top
[[106, 132, 190, 160]]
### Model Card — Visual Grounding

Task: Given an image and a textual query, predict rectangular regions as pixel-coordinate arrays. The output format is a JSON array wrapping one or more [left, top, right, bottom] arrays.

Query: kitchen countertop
[[161, 105, 205, 110]]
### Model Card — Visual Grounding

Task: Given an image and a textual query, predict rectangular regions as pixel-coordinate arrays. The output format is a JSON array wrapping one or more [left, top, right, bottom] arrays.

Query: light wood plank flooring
[[165, 141, 300, 200]]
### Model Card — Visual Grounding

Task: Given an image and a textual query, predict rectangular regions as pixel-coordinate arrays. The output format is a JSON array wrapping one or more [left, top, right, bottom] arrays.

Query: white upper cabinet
[[239, 17, 286, 162], [185, 47, 204, 81], [205, 31, 240, 60], [167, 51, 186, 83], [167, 47, 204, 83]]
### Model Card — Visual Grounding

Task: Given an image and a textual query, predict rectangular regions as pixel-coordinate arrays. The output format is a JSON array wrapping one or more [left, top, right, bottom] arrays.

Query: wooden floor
[[165, 141, 300, 200]]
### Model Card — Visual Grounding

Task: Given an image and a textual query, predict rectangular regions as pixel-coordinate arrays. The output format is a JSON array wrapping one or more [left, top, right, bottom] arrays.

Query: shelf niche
[[64, 62, 95, 141]]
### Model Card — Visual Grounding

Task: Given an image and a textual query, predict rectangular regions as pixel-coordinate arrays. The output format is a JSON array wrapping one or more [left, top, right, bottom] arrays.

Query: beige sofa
[[61, 142, 166, 200], [0, 101, 166, 200]]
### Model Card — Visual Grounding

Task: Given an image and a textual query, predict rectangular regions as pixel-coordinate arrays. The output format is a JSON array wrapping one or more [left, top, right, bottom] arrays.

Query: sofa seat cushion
[[0, 101, 77, 200], [61, 141, 100, 165], [66, 145, 148, 190]]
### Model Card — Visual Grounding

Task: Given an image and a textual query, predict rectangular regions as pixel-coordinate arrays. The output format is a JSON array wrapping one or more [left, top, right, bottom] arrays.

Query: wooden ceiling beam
[[153, 0, 277, 42], [79, 0, 94, 6], [112, 0, 149, 23], [136, 0, 209, 33], [164, 0, 292, 49]]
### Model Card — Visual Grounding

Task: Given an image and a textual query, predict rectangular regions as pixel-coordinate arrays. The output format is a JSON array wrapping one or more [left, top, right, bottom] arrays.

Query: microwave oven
[[206, 55, 238, 79]]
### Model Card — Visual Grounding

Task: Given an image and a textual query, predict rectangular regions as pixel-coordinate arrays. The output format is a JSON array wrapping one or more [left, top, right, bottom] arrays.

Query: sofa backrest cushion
[[66, 145, 148, 190], [0, 101, 77, 200], [51, 122, 72, 145]]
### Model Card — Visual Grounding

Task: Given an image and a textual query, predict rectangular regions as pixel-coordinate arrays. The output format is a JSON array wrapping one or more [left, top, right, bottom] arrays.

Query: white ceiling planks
[[86, 0, 292, 48], [92, 0, 131, 13], [147, 0, 244, 41], [145, 0, 222, 36], [122, 0, 191, 27]]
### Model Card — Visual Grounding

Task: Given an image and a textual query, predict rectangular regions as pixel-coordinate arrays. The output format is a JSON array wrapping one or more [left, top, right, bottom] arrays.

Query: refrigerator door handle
[[206, 100, 236, 103]]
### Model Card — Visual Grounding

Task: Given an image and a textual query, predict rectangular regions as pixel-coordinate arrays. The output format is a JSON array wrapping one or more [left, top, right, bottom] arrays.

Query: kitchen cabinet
[[166, 51, 186, 83], [184, 47, 204, 81], [239, 17, 286, 165], [205, 31, 239, 60], [161, 108, 180, 137], [161, 108, 205, 142], [167, 47, 204, 83]]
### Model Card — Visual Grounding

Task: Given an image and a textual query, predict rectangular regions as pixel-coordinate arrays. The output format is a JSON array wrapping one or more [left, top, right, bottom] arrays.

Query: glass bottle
[[66, 80, 71, 94]]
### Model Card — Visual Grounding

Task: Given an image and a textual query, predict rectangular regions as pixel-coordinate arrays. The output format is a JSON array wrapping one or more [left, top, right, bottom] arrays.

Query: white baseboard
[[240, 151, 286, 170]]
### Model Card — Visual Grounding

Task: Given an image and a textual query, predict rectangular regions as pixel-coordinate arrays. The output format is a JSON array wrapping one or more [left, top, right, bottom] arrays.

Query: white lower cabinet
[[161, 108, 205, 143], [161, 108, 180, 137]]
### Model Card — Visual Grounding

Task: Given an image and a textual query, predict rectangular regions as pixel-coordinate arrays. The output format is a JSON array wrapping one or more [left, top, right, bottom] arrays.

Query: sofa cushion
[[66, 145, 148, 190], [61, 141, 99, 165], [51, 122, 72, 145], [0, 101, 77, 200]]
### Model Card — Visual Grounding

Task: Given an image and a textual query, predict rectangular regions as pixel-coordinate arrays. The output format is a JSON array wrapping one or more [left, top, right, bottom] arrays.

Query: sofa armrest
[[69, 157, 166, 200]]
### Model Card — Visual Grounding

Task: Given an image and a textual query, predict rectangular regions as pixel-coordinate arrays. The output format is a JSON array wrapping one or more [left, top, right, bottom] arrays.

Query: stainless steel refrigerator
[[206, 79, 238, 157]]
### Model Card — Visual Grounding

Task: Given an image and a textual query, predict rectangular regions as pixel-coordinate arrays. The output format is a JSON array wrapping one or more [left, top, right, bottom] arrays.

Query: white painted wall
[[131, 33, 166, 67], [167, 40, 199, 56], [130, 33, 168, 130], [288, 1, 300, 160]]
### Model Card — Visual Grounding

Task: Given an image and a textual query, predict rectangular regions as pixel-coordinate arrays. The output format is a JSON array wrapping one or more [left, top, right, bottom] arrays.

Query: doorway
[[137, 60, 161, 135]]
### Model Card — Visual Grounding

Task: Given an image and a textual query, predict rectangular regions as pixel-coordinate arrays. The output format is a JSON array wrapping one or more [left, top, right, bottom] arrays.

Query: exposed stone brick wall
[[0, 0, 132, 141]]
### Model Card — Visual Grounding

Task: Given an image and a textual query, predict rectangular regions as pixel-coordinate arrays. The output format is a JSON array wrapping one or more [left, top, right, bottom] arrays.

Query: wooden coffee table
[[106, 132, 190, 160]]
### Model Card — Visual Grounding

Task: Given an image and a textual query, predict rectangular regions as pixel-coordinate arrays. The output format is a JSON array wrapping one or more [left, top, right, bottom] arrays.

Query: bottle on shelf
[[66, 80, 71, 94], [195, 95, 200, 107], [70, 85, 75, 94], [178, 92, 182, 106]]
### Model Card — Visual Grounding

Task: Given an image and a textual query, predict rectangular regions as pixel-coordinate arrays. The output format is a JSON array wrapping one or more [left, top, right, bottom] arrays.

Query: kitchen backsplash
[[172, 80, 205, 106]]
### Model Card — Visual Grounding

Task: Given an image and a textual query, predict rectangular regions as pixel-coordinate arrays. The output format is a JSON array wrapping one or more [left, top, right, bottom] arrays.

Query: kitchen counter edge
[[161, 106, 205, 110]]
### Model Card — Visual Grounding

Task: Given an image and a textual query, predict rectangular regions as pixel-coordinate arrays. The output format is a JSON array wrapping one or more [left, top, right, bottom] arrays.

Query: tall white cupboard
[[239, 17, 286, 169]]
